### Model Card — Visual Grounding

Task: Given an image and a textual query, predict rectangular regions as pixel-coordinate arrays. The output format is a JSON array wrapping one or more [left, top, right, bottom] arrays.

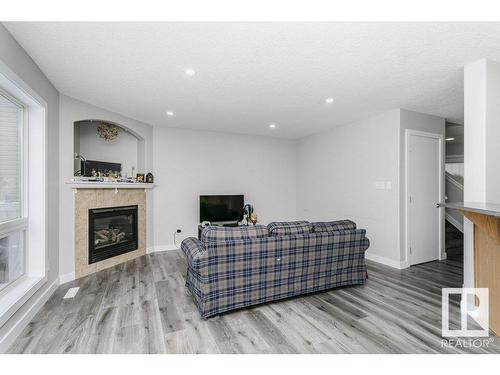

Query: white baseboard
[[365, 252, 409, 269], [59, 272, 75, 285], [0, 277, 59, 353], [146, 244, 179, 254]]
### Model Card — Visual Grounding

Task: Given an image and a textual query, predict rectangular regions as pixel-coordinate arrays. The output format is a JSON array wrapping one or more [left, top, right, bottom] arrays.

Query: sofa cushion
[[201, 225, 269, 244], [312, 220, 357, 233], [267, 221, 313, 236]]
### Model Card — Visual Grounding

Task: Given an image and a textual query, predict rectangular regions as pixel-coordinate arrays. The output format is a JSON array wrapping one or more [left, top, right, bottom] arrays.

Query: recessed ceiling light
[[166, 111, 174, 116], [445, 137, 455, 141], [185, 68, 196, 77], [269, 123, 276, 129], [325, 97, 335, 104]]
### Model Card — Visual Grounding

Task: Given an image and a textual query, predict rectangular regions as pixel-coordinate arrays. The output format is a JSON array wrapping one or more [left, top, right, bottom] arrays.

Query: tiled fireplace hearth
[[74, 188, 146, 279]]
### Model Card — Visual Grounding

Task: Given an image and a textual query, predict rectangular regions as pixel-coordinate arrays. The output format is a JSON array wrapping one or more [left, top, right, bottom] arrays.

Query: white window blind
[[0, 91, 25, 292]]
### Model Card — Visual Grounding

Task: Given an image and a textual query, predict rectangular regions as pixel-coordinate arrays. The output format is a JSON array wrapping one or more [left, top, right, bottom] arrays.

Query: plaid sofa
[[181, 220, 369, 318]]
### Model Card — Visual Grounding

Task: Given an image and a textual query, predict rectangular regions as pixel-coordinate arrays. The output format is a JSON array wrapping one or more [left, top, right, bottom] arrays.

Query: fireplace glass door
[[89, 205, 138, 264]]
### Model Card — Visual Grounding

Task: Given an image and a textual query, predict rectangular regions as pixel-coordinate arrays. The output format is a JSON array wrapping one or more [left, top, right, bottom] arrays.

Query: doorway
[[405, 130, 444, 266], [444, 122, 464, 262]]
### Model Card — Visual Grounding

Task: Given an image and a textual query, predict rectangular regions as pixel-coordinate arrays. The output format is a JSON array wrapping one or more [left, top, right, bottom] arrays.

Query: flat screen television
[[200, 195, 244, 223]]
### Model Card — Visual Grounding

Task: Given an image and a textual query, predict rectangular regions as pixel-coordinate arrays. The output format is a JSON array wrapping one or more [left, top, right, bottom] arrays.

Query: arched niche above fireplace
[[73, 119, 145, 178]]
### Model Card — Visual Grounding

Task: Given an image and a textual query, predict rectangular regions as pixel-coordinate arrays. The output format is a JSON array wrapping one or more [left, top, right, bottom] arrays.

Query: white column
[[465, 58, 500, 203], [464, 59, 487, 204], [463, 58, 500, 294]]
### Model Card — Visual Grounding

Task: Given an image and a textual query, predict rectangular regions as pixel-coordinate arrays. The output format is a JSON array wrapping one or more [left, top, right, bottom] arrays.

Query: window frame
[[0, 87, 28, 294], [0, 61, 47, 329]]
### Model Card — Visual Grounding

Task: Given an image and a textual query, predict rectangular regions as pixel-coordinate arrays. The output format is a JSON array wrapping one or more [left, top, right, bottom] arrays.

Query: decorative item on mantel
[[146, 173, 154, 183], [136, 173, 145, 183], [249, 213, 258, 225], [96, 122, 119, 141], [243, 203, 254, 225]]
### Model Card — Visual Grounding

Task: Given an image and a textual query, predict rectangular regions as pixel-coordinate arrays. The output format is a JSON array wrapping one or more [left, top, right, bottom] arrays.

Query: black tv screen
[[200, 195, 244, 223]]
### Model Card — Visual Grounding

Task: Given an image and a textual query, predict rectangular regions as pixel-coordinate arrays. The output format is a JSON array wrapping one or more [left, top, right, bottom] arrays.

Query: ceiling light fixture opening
[[185, 68, 196, 77], [325, 97, 335, 104], [166, 111, 174, 116], [269, 123, 276, 129]]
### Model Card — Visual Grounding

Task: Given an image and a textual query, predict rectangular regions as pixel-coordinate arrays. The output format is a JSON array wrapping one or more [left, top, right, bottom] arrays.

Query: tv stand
[[198, 221, 239, 239]]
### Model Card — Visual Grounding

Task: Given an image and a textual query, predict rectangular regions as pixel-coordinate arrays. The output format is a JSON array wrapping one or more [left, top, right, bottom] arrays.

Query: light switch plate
[[375, 181, 385, 190]]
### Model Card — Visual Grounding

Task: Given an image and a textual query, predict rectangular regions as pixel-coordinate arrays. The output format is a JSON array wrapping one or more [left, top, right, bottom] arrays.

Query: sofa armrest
[[181, 237, 206, 268], [334, 229, 370, 252]]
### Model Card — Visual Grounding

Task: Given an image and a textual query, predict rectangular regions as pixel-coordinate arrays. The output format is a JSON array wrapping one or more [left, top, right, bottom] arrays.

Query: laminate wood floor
[[7, 251, 500, 354]]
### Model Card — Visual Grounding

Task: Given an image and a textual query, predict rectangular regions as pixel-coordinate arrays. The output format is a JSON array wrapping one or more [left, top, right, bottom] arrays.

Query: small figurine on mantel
[[146, 173, 154, 183], [243, 204, 258, 225], [249, 213, 258, 225]]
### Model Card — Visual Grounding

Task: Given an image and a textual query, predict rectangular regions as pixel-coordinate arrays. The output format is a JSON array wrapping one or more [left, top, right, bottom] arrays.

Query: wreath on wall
[[96, 122, 119, 141]]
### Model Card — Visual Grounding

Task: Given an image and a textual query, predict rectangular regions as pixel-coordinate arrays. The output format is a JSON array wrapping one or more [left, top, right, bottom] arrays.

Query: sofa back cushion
[[201, 225, 269, 244], [267, 221, 313, 236], [312, 220, 357, 233]]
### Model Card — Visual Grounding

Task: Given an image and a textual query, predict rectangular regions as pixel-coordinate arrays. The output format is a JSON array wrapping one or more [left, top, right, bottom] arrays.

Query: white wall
[[484, 60, 500, 203], [297, 110, 401, 265], [0, 24, 59, 351], [59, 95, 154, 279], [76, 121, 139, 177], [153, 127, 297, 248], [297, 108, 445, 268]]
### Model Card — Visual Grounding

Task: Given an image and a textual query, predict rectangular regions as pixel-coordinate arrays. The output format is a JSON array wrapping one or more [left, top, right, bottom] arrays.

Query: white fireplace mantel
[[66, 181, 155, 190]]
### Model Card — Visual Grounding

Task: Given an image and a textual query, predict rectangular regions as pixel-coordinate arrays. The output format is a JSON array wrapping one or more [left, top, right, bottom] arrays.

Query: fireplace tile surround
[[74, 188, 146, 279]]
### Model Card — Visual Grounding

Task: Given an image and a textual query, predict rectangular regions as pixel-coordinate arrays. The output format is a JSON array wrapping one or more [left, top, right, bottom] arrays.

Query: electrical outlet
[[176, 229, 181, 233]]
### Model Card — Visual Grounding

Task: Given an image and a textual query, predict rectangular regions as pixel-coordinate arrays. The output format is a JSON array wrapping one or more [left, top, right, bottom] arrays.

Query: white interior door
[[408, 132, 441, 265]]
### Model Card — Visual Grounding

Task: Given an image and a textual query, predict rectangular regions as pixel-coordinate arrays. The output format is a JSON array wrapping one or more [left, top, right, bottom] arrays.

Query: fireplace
[[88, 205, 138, 264]]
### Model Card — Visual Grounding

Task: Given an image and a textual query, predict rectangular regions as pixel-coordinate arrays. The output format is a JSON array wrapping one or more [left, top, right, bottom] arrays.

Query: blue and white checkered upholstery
[[312, 220, 357, 233], [200, 225, 269, 244], [267, 221, 313, 236], [181, 223, 369, 318]]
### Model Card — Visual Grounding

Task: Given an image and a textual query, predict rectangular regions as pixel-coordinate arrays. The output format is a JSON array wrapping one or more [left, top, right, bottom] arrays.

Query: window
[[0, 90, 26, 293], [0, 67, 46, 328]]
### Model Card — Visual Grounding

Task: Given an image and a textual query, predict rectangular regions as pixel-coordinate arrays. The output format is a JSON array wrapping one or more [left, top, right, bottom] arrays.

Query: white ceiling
[[5, 22, 500, 139]]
